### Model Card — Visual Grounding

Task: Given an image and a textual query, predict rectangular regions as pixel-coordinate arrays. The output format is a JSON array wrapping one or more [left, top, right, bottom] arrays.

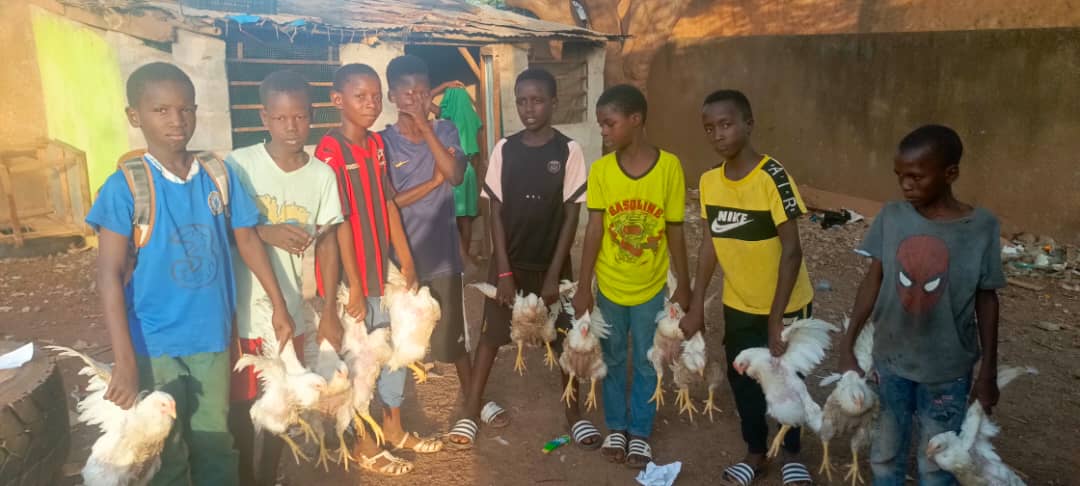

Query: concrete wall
[[340, 41, 406, 132], [646, 28, 1080, 242], [0, 1, 47, 145]]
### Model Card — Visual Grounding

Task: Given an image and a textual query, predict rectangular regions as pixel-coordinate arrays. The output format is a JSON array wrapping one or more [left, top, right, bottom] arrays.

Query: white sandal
[[393, 431, 444, 454], [358, 450, 413, 477]]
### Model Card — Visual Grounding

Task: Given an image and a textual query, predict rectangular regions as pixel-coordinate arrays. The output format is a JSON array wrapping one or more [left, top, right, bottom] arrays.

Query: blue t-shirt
[[381, 120, 467, 281], [86, 157, 261, 358]]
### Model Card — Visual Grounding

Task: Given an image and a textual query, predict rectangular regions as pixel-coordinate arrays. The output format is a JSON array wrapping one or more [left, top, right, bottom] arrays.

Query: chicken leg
[[844, 448, 864, 486], [337, 429, 353, 472], [648, 373, 665, 410], [584, 378, 599, 411], [767, 424, 792, 459], [408, 361, 428, 384], [354, 411, 386, 446], [314, 432, 332, 472], [297, 417, 317, 444], [543, 341, 557, 370], [704, 388, 722, 423], [279, 432, 311, 464], [675, 387, 698, 421], [819, 440, 834, 481], [513, 342, 527, 375], [561, 373, 577, 407]]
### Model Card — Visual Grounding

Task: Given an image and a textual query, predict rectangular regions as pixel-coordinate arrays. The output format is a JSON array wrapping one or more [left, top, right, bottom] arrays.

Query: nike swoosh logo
[[711, 218, 752, 234], [394, 160, 408, 168]]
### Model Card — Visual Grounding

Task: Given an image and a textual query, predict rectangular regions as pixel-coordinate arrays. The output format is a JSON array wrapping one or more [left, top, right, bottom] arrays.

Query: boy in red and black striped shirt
[[315, 64, 437, 476]]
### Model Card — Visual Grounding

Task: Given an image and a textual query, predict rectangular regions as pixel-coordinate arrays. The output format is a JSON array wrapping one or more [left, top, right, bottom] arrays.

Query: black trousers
[[722, 303, 812, 455]]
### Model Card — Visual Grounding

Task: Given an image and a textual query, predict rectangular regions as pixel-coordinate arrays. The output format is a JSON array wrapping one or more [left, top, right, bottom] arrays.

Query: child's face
[[388, 74, 431, 115], [701, 101, 751, 160], [893, 147, 958, 206], [126, 80, 197, 153], [515, 80, 556, 131], [332, 74, 383, 130], [260, 91, 311, 149], [596, 104, 641, 151]]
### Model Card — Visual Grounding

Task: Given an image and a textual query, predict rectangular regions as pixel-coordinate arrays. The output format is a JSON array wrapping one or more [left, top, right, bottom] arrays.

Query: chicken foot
[[296, 417, 318, 444], [675, 387, 698, 422], [543, 341, 557, 370], [844, 448, 864, 486], [648, 374, 665, 410], [279, 432, 311, 464], [407, 362, 428, 384], [704, 388, 722, 423], [337, 429, 354, 472], [584, 378, 599, 412], [819, 440, 834, 481], [314, 433, 332, 472], [354, 411, 386, 446], [513, 342, 527, 375], [561, 374, 577, 407], [767, 424, 792, 459]]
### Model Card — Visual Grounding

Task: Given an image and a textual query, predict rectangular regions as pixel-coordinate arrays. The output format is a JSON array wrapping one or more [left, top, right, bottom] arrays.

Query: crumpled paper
[[0, 343, 33, 370], [635, 461, 682, 486]]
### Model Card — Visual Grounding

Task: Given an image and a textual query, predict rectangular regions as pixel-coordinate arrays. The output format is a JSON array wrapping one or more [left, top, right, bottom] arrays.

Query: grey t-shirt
[[381, 120, 466, 281], [858, 201, 1006, 383]]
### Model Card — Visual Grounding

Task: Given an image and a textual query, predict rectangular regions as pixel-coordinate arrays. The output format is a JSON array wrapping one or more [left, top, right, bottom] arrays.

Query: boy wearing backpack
[[85, 62, 294, 486]]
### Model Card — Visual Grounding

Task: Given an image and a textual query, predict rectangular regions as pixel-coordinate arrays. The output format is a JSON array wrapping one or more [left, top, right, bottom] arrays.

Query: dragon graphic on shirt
[[256, 194, 311, 226], [606, 198, 665, 263]]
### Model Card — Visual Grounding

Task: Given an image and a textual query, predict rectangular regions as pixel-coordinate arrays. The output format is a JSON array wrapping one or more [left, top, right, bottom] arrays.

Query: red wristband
[[497, 271, 514, 279]]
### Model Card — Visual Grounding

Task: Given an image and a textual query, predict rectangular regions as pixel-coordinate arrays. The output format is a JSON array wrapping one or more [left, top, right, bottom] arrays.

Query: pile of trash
[[1001, 233, 1079, 277]]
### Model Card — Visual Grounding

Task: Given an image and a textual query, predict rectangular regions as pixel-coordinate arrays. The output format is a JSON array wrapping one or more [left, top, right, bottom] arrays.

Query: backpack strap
[[194, 151, 230, 217], [117, 155, 155, 249]]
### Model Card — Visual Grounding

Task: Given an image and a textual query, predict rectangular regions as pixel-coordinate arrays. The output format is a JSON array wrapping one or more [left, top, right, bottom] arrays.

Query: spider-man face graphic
[[896, 235, 949, 315]]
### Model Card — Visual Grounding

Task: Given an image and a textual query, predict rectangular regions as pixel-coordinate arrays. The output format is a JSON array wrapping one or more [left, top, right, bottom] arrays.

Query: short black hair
[[596, 84, 647, 122], [259, 70, 311, 105], [333, 63, 380, 92], [515, 68, 557, 98], [703, 89, 753, 121], [126, 62, 194, 106], [898, 124, 964, 166], [386, 54, 429, 90]]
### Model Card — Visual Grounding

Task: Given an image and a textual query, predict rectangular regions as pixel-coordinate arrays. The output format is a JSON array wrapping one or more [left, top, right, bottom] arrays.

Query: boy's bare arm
[[234, 226, 294, 350], [679, 218, 719, 337], [315, 226, 344, 350], [541, 201, 581, 306], [767, 219, 804, 356], [386, 201, 418, 289], [840, 258, 883, 374], [393, 168, 444, 208], [335, 223, 367, 320], [97, 228, 139, 410], [489, 199, 516, 306], [571, 211, 604, 317], [399, 101, 464, 185], [666, 223, 692, 311], [973, 289, 1000, 413]]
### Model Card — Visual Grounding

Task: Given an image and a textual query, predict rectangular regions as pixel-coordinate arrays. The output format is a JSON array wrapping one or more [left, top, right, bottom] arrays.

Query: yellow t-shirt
[[699, 155, 813, 314], [587, 149, 685, 306]]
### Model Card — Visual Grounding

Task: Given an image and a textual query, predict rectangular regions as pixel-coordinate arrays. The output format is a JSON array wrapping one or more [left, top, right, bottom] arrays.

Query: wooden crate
[[0, 140, 92, 247]]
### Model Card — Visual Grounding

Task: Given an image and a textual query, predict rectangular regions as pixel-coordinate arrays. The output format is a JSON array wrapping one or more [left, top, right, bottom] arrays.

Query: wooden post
[[0, 161, 23, 246]]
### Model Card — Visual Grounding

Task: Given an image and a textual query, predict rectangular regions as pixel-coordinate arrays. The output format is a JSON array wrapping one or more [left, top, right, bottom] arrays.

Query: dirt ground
[[2, 208, 1078, 486]]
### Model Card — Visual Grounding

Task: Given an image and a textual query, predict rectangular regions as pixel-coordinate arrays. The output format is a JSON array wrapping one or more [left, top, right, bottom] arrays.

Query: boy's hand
[[670, 285, 690, 312], [678, 308, 704, 339], [105, 360, 139, 410], [399, 93, 433, 124], [838, 350, 864, 377], [430, 166, 446, 186], [496, 275, 517, 307], [346, 291, 368, 320], [767, 318, 787, 357], [257, 224, 313, 255], [572, 284, 593, 319], [972, 374, 1000, 415], [271, 308, 295, 353], [318, 310, 344, 352], [400, 265, 419, 291], [540, 275, 560, 307]]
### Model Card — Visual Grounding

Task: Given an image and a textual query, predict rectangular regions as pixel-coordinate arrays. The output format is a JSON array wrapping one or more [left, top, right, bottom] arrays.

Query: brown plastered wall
[[646, 28, 1080, 242], [0, 1, 48, 145]]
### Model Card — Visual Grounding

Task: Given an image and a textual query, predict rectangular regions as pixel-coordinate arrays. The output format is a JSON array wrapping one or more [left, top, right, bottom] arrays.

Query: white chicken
[[338, 285, 392, 446], [468, 280, 576, 374], [647, 299, 687, 409], [818, 319, 878, 484], [46, 345, 177, 486], [233, 339, 327, 463], [926, 366, 1037, 486], [382, 264, 441, 384], [559, 310, 610, 411], [304, 339, 358, 471], [732, 318, 838, 458]]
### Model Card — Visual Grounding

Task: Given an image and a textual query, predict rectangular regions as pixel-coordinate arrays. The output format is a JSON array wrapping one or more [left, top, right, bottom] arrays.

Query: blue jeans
[[871, 367, 970, 486], [367, 296, 407, 408], [597, 287, 666, 439]]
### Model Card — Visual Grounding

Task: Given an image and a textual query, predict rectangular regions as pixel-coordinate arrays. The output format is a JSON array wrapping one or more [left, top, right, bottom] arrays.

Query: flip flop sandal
[[393, 432, 444, 454], [721, 463, 761, 486], [570, 420, 602, 450], [480, 401, 510, 428], [781, 462, 813, 486], [445, 417, 479, 450], [625, 438, 652, 470], [600, 432, 627, 463], [357, 450, 414, 477]]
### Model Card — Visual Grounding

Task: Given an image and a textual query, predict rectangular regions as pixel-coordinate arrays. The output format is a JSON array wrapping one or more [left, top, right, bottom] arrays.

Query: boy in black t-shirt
[[448, 68, 592, 449]]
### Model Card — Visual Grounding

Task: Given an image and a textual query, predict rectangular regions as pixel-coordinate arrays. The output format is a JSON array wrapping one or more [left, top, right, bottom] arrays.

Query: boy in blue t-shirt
[[86, 62, 294, 486]]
